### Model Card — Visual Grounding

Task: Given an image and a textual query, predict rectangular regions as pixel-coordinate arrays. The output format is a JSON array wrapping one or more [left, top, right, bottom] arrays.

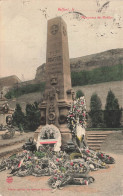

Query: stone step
[[86, 131, 113, 150], [86, 134, 108, 150], [88, 143, 101, 146], [87, 136, 107, 139], [86, 131, 112, 134], [87, 142, 103, 150], [87, 140, 103, 143], [87, 138, 106, 140], [89, 146, 101, 150], [87, 134, 108, 137]]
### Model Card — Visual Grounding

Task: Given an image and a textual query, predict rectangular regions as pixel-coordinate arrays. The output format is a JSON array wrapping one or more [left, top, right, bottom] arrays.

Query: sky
[[0, 0, 123, 81]]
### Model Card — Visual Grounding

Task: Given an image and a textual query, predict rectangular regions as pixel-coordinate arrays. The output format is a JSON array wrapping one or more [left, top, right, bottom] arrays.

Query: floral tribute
[[67, 96, 87, 136]]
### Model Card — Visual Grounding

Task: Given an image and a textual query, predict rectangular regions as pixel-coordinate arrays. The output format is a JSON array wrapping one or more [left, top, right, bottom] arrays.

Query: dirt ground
[[0, 132, 34, 158], [0, 131, 123, 196]]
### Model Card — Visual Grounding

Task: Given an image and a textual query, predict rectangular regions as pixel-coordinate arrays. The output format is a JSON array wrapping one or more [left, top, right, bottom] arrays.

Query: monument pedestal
[[59, 125, 72, 145], [39, 96, 74, 144]]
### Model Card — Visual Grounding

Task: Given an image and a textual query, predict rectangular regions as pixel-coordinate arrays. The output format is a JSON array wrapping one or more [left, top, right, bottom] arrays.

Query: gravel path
[[0, 132, 34, 158], [0, 132, 34, 146]]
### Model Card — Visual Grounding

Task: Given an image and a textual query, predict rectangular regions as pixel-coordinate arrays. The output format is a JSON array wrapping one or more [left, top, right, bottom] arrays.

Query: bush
[[76, 90, 84, 98], [5, 82, 45, 99], [12, 104, 25, 129], [89, 93, 103, 128], [104, 90, 121, 128], [25, 102, 41, 131], [71, 64, 123, 86]]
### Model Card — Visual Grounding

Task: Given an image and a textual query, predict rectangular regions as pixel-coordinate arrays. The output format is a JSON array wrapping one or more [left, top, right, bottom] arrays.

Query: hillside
[[35, 48, 123, 82], [8, 81, 123, 111], [0, 75, 21, 87]]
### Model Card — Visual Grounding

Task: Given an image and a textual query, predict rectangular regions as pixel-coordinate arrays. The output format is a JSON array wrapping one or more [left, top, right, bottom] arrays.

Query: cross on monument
[[50, 24, 59, 35]]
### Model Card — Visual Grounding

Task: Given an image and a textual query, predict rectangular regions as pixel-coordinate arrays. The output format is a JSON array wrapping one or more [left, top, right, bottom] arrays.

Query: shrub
[[76, 90, 84, 98], [104, 90, 121, 128], [25, 102, 41, 131], [5, 82, 45, 99], [12, 104, 25, 129], [71, 64, 123, 86], [89, 93, 103, 128]]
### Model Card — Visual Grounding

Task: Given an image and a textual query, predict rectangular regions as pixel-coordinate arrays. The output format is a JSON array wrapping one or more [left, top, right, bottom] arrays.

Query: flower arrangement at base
[[67, 96, 87, 136]]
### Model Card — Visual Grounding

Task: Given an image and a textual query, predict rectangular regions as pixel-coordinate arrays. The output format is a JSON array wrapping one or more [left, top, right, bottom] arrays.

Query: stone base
[[61, 132, 72, 145], [34, 125, 43, 142], [59, 124, 72, 145]]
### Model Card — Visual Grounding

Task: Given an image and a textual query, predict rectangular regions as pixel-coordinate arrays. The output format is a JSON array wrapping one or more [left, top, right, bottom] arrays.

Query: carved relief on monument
[[48, 88, 56, 100], [48, 56, 62, 62], [48, 102, 56, 124], [45, 87, 59, 126], [48, 112, 56, 124], [47, 62, 62, 69], [50, 24, 59, 35], [50, 74, 58, 85], [49, 103, 55, 112], [50, 77, 57, 85], [49, 50, 60, 56], [58, 114, 67, 124], [40, 116, 46, 125]]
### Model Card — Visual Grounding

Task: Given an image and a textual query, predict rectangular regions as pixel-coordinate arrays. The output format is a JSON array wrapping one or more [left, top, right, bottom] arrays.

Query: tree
[[25, 102, 40, 131], [76, 90, 84, 99], [104, 90, 121, 128], [89, 93, 103, 128], [12, 104, 25, 128]]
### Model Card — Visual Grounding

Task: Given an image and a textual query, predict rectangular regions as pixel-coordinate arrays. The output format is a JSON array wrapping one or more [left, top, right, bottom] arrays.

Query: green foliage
[[67, 96, 87, 131], [25, 102, 41, 131], [71, 64, 123, 86], [5, 82, 45, 99], [12, 104, 25, 128], [104, 90, 121, 128], [76, 90, 84, 98], [12, 102, 41, 131], [34, 151, 46, 158], [89, 93, 103, 128]]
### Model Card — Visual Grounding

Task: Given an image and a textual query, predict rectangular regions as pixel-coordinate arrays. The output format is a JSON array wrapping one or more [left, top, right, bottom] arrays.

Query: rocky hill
[[35, 63, 46, 82], [35, 48, 123, 82], [0, 75, 21, 87]]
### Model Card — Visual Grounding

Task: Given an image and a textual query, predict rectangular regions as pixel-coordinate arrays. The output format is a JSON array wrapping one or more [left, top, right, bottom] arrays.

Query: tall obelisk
[[39, 17, 74, 144], [45, 17, 72, 100]]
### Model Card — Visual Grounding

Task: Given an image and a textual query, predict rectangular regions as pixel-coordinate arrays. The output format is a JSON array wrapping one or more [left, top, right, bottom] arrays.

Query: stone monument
[[0, 97, 14, 126], [35, 17, 74, 145]]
